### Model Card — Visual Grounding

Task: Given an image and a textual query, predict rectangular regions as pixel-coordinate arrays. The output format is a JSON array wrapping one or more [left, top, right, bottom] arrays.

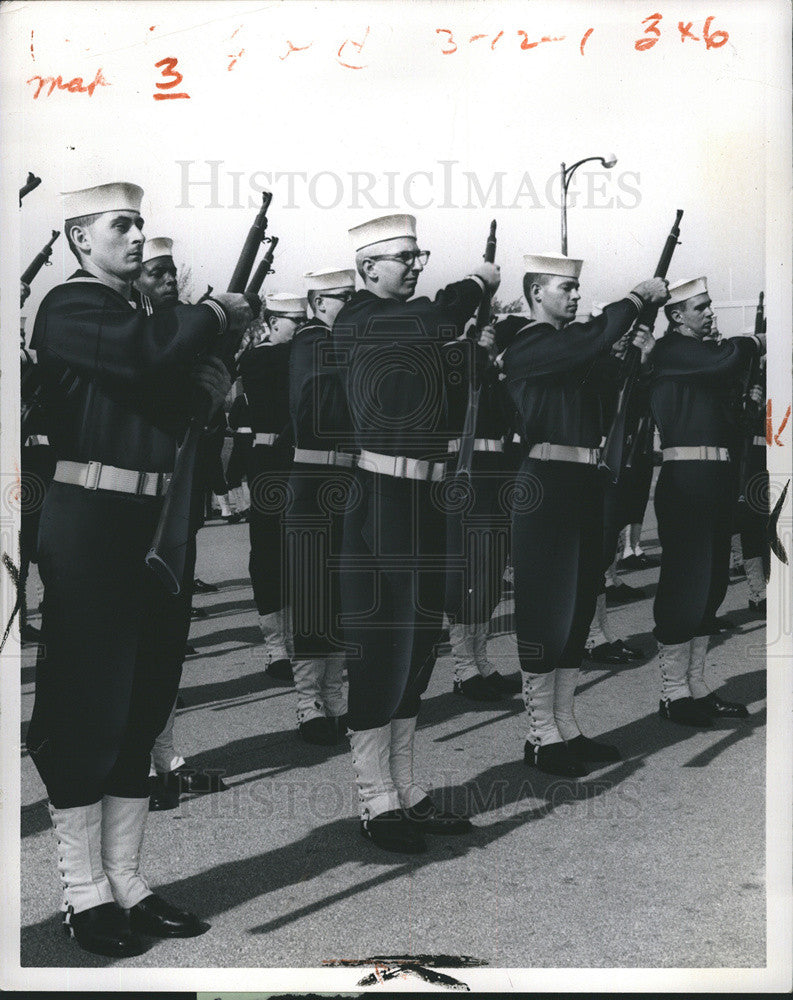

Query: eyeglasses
[[321, 290, 355, 302], [365, 250, 431, 269]]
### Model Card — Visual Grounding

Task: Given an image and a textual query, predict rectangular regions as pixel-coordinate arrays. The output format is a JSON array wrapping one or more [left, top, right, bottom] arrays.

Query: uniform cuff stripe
[[202, 298, 228, 334], [466, 275, 487, 295], [626, 292, 644, 312]]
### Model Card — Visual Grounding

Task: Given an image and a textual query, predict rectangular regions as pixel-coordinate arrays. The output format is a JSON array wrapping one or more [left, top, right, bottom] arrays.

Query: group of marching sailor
[[18, 181, 767, 956]]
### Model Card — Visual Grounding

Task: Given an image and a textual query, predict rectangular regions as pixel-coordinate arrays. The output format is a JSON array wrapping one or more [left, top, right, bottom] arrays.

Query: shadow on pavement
[[20, 662, 765, 965]]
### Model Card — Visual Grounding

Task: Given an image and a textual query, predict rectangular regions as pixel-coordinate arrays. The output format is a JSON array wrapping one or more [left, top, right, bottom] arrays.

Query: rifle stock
[[146, 198, 271, 594], [598, 209, 683, 483]]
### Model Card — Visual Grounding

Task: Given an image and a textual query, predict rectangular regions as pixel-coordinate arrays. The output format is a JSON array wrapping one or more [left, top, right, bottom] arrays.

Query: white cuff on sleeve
[[465, 274, 487, 295]]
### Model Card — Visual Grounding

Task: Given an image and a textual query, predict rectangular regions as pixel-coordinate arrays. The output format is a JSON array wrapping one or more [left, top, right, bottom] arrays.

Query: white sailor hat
[[304, 268, 356, 292], [142, 237, 174, 264], [667, 277, 708, 306], [523, 252, 583, 279], [349, 214, 417, 252], [265, 292, 308, 315], [62, 182, 144, 220]]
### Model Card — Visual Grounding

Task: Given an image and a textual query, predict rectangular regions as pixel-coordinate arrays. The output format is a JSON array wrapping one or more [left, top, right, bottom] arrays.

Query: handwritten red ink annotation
[[337, 26, 369, 69], [27, 67, 109, 99], [636, 13, 728, 51], [767, 401, 791, 447], [280, 39, 313, 60], [437, 29, 567, 54], [153, 56, 190, 99]]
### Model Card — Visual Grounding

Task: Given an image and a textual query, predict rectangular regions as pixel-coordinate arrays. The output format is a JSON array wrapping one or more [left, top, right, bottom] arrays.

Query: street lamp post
[[560, 153, 617, 255]]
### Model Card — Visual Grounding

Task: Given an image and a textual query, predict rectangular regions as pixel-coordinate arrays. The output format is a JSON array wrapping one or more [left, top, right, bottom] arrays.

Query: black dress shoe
[[454, 674, 502, 702], [619, 552, 660, 570], [298, 716, 337, 746], [524, 740, 589, 777], [223, 511, 245, 524], [129, 893, 210, 938], [615, 640, 644, 660], [21, 623, 43, 644], [566, 733, 621, 763], [748, 598, 766, 617], [585, 641, 634, 664], [360, 808, 427, 854], [404, 796, 472, 835], [266, 658, 293, 682], [486, 670, 522, 695], [658, 697, 712, 727], [605, 582, 646, 606], [64, 902, 147, 957], [707, 614, 735, 632], [190, 607, 208, 620], [693, 692, 749, 719], [193, 578, 219, 593], [149, 774, 181, 811], [330, 714, 350, 744], [161, 766, 228, 794]]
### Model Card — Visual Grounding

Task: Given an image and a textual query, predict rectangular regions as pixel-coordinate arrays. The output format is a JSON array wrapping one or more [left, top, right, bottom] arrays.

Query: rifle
[[736, 292, 766, 505], [229, 191, 273, 291], [599, 209, 683, 483], [20, 231, 63, 432], [146, 196, 271, 595], [19, 172, 41, 205], [455, 220, 497, 477], [245, 235, 278, 295], [21, 230, 60, 287]]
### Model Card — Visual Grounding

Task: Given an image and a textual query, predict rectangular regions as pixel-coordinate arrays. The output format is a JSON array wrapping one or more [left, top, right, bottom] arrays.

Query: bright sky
[[1, 0, 786, 321]]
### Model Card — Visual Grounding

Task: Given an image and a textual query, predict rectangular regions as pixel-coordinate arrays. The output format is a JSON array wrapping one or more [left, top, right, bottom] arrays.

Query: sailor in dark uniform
[[20, 312, 55, 645], [134, 236, 229, 810], [735, 358, 767, 616], [499, 252, 668, 777], [240, 292, 304, 678], [226, 385, 253, 519], [25, 183, 253, 956], [649, 277, 765, 725], [616, 374, 660, 572], [583, 302, 651, 664], [446, 320, 520, 701], [336, 213, 500, 853], [284, 268, 356, 745]]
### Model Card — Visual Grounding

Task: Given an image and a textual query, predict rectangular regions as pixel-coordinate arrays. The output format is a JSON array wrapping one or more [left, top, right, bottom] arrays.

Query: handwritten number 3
[[153, 57, 190, 100]]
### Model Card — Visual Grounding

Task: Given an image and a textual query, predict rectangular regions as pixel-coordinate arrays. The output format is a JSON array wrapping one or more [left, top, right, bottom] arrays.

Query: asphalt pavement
[[18, 485, 766, 973]]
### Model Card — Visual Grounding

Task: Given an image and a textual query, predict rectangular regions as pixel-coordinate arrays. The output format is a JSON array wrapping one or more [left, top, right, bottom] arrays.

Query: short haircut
[[354, 249, 369, 281], [522, 271, 553, 304], [64, 213, 102, 261], [664, 303, 683, 325]]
